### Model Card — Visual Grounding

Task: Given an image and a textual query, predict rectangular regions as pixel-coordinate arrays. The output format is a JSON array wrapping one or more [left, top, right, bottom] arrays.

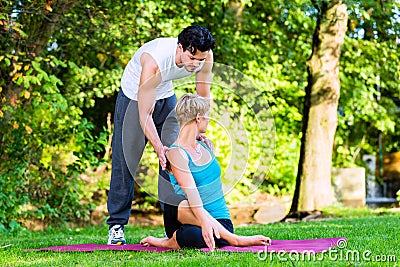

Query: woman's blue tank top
[[167, 141, 231, 220]]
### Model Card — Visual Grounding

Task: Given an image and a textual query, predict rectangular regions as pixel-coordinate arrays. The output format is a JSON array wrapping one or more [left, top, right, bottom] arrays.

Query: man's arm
[[137, 52, 168, 169], [195, 50, 214, 150], [195, 50, 213, 98]]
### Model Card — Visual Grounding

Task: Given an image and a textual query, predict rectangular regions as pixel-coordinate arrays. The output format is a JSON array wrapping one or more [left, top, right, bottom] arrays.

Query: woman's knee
[[176, 225, 206, 248]]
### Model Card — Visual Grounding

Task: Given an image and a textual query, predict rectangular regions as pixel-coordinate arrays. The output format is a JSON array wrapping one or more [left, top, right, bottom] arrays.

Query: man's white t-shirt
[[121, 38, 204, 101]]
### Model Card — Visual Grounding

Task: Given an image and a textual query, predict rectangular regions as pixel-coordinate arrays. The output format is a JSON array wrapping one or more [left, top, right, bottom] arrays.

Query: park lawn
[[0, 212, 399, 267]]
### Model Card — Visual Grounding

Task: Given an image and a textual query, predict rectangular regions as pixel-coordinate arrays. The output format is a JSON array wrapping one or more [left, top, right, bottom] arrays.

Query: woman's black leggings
[[163, 194, 234, 248]]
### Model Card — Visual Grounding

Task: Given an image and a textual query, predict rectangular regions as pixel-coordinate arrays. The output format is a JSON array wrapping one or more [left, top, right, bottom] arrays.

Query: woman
[[140, 94, 271, 250]]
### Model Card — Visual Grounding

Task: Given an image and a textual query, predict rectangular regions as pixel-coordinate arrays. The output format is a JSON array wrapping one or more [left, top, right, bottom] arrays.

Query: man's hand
[[200, 217, 220, 251], [156, 145, 169, 170], [197, 134, 214, 153]]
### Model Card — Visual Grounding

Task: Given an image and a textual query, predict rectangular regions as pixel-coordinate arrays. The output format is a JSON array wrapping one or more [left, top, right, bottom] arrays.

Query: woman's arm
[[167, 148, 220, 249]]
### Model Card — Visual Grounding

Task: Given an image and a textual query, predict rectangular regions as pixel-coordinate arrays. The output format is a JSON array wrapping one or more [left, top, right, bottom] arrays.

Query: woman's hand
[[200, 217, 220, 251]]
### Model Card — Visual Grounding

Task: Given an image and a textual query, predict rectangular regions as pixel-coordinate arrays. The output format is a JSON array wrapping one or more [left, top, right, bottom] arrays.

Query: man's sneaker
[[108, 225, 126, 245]]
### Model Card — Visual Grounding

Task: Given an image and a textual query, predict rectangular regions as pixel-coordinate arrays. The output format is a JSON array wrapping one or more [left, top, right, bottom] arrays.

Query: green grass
[[1, 212, 399, 266]]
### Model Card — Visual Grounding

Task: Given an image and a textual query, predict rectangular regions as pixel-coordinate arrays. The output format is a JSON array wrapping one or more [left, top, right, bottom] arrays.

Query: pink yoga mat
[[34, 237, 346, 253]]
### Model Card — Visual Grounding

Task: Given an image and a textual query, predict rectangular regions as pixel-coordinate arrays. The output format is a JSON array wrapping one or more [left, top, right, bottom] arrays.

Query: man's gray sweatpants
[[106, 89, 179, 227]]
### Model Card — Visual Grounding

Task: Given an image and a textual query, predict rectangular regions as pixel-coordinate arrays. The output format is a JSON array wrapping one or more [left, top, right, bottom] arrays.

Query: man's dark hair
[[178, 25, 215, 55]]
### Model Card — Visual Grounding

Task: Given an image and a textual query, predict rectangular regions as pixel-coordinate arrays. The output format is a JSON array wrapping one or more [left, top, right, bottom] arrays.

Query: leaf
[[16, 76, 23, 86], [362, 10, 370, 20], [32, 61, 41, 71], [25, 125, 33, 134], [23, 90, 30, 99], [46, 4, 53, 12], [23, 77, 30, 89], [271, 55, 279, 63], [12, 72, 22, 81]]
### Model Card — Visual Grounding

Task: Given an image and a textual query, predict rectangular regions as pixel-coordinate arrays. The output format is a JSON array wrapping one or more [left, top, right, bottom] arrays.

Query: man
[[107, 25, 215, 245]]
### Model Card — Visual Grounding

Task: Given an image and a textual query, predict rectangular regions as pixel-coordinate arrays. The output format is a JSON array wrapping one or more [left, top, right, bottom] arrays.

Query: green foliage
[[1, 0, 400, 227], [0, 6, 108, 228], [334, 0, 400, 168]]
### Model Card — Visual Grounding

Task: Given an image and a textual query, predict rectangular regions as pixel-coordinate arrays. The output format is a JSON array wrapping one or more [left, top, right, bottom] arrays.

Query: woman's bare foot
[[234, 235, 271, 247], [140, 236, 180, 250]]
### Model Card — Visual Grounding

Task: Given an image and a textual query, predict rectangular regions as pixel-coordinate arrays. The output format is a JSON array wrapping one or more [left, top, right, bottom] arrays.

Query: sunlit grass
[[322, 203, 399, 218], [1, 209, 399, 266]]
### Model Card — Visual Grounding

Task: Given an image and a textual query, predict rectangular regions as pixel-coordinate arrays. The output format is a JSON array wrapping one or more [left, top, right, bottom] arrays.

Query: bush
[[0, 54, 108, 230]]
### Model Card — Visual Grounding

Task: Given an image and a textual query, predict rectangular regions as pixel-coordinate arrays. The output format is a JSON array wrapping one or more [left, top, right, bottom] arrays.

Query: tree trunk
[[288, 0, 348, 215], [18, 0, 76, 56], [2, 0, 76, 118]]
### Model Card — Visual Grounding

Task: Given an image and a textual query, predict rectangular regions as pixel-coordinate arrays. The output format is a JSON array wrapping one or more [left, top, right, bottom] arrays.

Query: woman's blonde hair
[[175, 93, 210, 127]]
